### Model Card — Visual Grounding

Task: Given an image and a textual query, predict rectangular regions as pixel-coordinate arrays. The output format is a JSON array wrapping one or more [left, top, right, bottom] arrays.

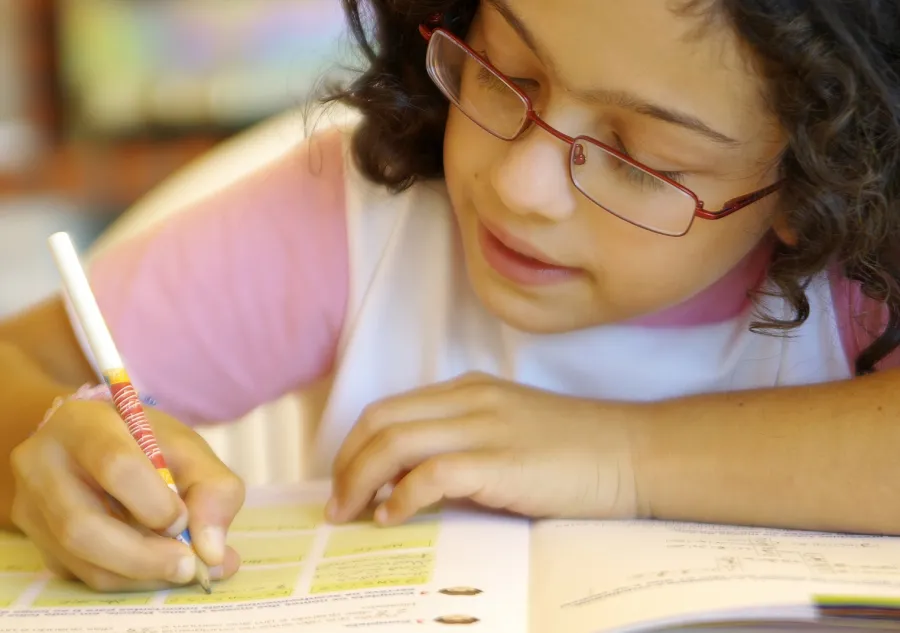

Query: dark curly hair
[[325, 0, 900, 376]]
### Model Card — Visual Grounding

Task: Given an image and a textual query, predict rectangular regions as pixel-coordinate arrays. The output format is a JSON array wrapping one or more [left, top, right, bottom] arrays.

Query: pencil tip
[[195, 560, 213, 594]]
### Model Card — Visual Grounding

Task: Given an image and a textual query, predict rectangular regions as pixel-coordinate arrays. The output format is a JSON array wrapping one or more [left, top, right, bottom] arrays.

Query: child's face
[[443, 0, 788, 333]]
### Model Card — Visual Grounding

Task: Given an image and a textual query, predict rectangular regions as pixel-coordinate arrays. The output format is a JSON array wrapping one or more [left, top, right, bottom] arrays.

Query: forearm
[[0, 342, 74, 529], [633, 369, 900, 535], [0, 298, 94, 529]]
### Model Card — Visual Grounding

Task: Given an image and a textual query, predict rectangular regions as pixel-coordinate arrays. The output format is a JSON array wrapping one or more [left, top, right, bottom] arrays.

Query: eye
[[476, 65, 512, 93], [613, 136, 686, 187], [624, 163, 685, 190], [477, 51, 541, 93], [623, 165, 681, 192]]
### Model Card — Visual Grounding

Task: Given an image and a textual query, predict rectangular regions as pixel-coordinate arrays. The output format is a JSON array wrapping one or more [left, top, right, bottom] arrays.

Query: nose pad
[[490, 129, 578, 222], [572, 143, 587, 166]]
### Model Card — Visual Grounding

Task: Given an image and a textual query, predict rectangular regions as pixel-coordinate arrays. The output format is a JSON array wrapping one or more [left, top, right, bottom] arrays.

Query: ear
[[771, 212, 798, 247]]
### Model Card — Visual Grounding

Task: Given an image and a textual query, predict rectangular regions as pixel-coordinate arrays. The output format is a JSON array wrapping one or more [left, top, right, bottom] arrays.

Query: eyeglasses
[[418, 19, 782, 237]]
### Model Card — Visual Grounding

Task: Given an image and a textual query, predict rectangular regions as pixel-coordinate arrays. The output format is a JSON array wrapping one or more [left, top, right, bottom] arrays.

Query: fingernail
[[170, 556, 197, 584], [198, 527, 226, 563], [374, 504, 389, 524], [325, 498, 339, 522], [208, 565, 224, 580], [164, 511, 189, 538]]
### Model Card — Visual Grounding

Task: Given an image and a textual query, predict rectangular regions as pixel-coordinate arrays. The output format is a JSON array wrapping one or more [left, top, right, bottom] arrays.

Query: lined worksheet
[[0, 481, 531, 633]]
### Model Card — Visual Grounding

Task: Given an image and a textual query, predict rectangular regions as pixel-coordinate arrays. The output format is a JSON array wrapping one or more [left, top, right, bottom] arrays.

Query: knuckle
[[51, 400, 98, 432], [96, 450, 143, 488], [9, 441, 36, 479], [218, 472, 247, 507], [420, 457, 454, 485], [341, 455, 367, 487], [81, 570, 126, 593], [57, 516, 95, 556], [468, 381, 503, 406], [9, 495, 29, 532], [146, 503, 183, 533], [357, 403, 386, 435], [374, 425, 408, 455], [42, 555, 75, 580], [465, 371, 492, 382]]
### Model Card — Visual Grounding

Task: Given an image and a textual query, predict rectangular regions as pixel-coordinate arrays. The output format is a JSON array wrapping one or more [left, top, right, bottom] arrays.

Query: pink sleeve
[[87, 129, 349, 425], [830, 266, 900, 373]]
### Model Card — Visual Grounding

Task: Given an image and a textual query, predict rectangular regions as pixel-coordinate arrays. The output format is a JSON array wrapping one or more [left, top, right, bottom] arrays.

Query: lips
[[476, 220, 582, 286]]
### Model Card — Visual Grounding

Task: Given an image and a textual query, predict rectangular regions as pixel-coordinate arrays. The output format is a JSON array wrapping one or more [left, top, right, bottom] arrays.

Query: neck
[[629, 236, 774, 329]]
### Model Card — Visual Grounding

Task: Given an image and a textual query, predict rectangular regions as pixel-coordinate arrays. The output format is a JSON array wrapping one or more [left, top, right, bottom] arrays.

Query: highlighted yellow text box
[[325, 521, 439, 558], [311, 551, 434, 594], [165, 566, 301, 604]]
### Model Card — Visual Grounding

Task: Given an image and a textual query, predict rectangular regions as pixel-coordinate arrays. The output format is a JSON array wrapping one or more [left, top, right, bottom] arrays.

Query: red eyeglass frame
[[418, 16, 784, 234]]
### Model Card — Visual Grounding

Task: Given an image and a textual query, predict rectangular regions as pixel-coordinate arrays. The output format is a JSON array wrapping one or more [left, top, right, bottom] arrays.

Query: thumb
[[149, 411, 246, 567], [183, 475, 246, 567]]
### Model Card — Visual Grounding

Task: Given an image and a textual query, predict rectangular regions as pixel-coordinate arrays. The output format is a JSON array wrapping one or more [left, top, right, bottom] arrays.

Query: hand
[[328, 372, 642, 526], [10, 399, 245, 592]]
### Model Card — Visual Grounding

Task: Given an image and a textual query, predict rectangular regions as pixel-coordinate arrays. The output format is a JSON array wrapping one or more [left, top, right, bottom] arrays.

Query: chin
[[479, 291, 571, 334], [464, 260, 604, 334], [455, 225, 613, 333]]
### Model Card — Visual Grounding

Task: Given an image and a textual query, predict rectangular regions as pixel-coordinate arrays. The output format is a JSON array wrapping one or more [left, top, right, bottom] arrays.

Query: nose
[[490, 121, 578, 222]]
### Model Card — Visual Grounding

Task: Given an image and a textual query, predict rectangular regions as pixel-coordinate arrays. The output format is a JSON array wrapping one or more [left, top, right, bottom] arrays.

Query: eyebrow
[[484, 0, 743, 148], [573, 88, 742, 147]]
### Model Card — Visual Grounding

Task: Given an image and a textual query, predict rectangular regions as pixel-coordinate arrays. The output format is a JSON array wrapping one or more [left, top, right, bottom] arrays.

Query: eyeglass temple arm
[[419, 13, 443, 40], [704, 181, 784, 215]]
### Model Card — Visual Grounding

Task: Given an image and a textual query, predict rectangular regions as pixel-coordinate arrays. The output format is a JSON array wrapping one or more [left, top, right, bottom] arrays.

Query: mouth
[[476, 220, 582, 286]]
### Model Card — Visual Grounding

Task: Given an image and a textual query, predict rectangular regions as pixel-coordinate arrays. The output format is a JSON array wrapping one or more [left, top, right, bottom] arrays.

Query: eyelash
[[612, 137, 686, 186], [476, 58, 538, 93], [476, 65, 509, 93], [475, 54, 686, 187]]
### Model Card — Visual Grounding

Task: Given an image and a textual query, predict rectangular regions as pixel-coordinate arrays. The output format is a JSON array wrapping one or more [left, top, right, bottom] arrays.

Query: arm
[[634, 368, 900, 535], [83, 129, 348, 425], [634, 270, 900, 534], [0, 300, 96, 528], [0, 128, 349, 529]]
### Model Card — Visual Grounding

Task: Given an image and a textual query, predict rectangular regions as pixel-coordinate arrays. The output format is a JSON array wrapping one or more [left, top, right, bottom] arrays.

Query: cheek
[[443, 109, 497, 211], [578, 200, 775, 316]]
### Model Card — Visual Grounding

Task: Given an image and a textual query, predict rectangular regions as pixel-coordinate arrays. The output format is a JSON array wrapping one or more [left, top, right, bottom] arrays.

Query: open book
[[2, 480, 900, 633]]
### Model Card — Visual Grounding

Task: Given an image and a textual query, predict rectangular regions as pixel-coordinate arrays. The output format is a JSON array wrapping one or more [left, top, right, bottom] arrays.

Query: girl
[[1, 0, 898, 593]]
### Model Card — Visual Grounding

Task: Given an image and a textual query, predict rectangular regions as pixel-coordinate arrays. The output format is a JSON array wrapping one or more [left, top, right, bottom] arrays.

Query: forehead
[[481, 0, 774, 143]]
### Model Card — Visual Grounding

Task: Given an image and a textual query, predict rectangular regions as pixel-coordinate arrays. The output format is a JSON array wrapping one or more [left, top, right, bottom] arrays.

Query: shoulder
[[90, 109, 352, 260], [829, 266, 900, 373], [79, 117, 357, 424]]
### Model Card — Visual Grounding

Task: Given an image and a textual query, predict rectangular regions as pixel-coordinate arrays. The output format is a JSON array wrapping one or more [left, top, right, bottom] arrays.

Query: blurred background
[[0, 0, 351, 318]]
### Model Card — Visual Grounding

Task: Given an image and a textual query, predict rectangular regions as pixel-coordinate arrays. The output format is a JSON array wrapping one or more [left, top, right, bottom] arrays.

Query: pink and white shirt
[[82, 127, 899, 476]]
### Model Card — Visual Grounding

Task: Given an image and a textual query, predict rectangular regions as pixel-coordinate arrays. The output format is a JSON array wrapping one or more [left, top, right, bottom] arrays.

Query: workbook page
[[530, 519, 900, 633], [0, 481, 530, 633]]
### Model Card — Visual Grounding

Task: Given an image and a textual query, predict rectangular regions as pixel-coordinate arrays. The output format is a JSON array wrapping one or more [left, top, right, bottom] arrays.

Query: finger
[[207, 546, 242, 583], [36, 460, 199, 585], [374, 452, 507, 526], [26, 502, 174, 592], [53, 401, 188, 535], [390, 470, 410, 486], [182, 478, 246, 567], [50, 550, 175, 593], [41, 551, 76, 580], [159, 425, 246, 567], [11, 496, 75, 580], [330, 415, 503, 523], [333, 373, 499, 476]]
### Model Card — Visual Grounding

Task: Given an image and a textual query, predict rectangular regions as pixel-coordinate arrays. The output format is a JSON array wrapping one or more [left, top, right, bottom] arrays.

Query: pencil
[[47, 231, 212, 594]]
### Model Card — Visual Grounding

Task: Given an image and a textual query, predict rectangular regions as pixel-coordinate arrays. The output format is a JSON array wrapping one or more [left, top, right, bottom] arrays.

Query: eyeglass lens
[[425, 29, 699, 236]]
